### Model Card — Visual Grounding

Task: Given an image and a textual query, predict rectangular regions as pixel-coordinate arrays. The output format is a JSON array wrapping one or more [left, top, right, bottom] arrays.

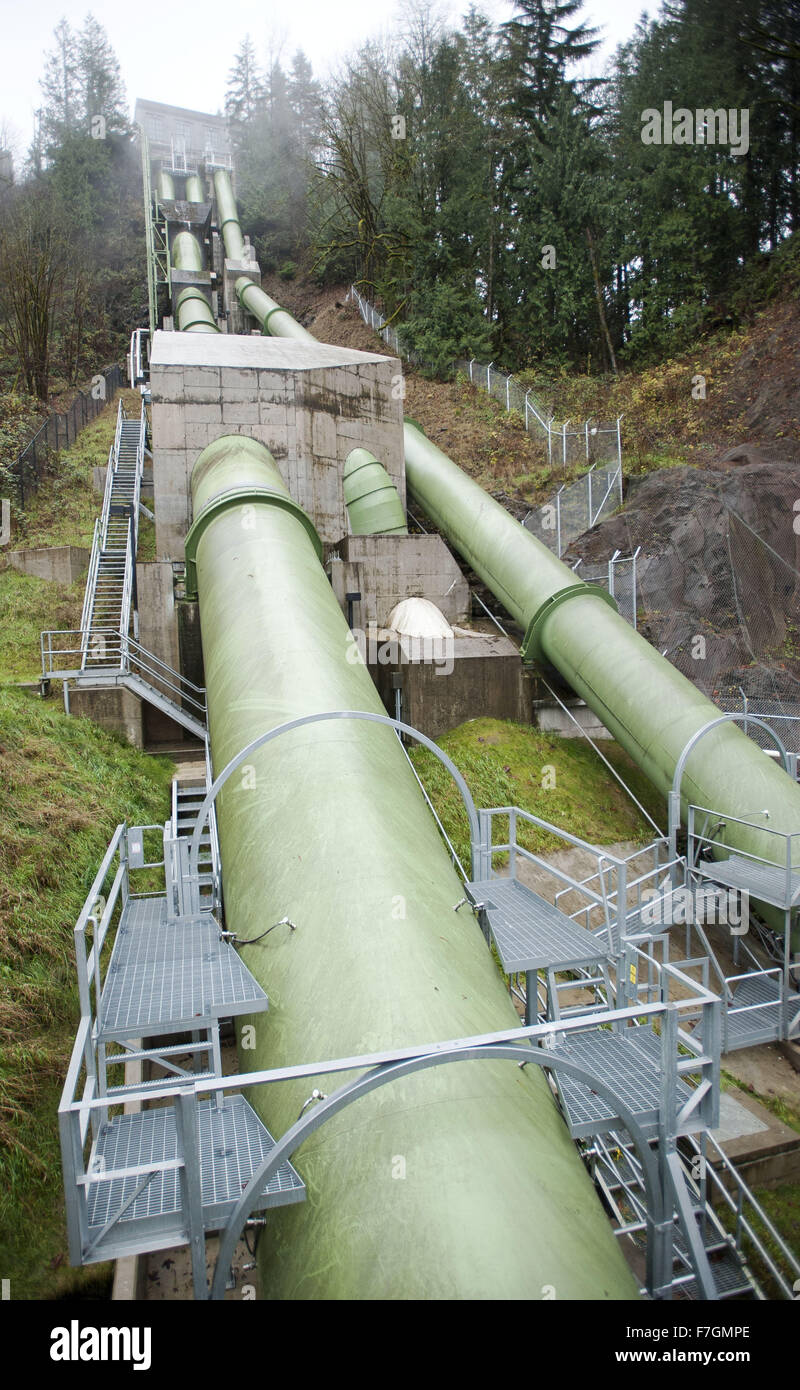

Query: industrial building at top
[[48, 99, 800, 1303]]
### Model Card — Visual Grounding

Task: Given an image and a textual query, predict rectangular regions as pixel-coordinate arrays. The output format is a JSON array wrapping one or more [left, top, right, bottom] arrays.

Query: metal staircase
[[469, 806, 800, 1299], [166, 750, 221, 915], [82, 400, 145, 665], [41, 395, 209, 741], [60, 823, 304, 1296]]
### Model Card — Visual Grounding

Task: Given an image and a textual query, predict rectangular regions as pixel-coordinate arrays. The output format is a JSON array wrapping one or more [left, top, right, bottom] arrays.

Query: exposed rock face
[[565, 460, 800, 698]]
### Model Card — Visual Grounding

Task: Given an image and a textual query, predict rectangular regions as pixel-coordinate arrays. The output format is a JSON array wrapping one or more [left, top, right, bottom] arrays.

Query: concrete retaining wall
[[6, 545, 89, 584]]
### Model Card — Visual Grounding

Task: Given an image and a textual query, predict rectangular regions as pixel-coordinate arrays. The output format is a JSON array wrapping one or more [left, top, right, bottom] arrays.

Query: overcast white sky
[[0, 0, 654, 157]]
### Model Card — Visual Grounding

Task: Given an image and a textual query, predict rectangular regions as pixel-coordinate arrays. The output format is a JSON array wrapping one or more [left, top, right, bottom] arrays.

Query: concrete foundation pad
[[712, 1081, 800, 1190], [712, 1090, 769, 1142]]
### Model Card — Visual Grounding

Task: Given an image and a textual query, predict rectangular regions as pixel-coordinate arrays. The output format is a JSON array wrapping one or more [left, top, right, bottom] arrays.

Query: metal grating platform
[[545, 1025, 696, 1138], [724, 973, 797, 1050], [694, 854, 800, 909], [99, 896, 268, 1040], [466, 877, 610, 974], [85, 1094, 304, 1254]]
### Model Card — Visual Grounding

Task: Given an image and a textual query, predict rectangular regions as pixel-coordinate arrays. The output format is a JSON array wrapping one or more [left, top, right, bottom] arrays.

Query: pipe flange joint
[[520, 583, 618, 665], [184, 486, 322, 598]]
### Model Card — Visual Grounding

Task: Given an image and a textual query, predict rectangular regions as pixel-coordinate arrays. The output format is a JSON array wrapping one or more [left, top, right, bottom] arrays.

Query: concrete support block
[[183, 367, 222, 389], [311, 411, 338, 459], [185, 403, 223, 424], [6, 544, 89, 584], [68, 683, 144, 747], [222, 402, 260, 425], [136, 561, 180, 674]]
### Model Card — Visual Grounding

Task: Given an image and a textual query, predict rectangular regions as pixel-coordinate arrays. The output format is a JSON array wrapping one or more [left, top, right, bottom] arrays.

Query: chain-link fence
[[521, 464, 623, 557], [347, 285, 423, 367], [628, 503, 800, 717], [347, 285, 623, 472], [453, 358, 623, 471], [9, 363, 124, 509], [571, 549, 640, 629]]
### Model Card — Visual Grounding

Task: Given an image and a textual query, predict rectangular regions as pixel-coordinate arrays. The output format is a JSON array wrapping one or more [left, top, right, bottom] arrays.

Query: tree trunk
[[585, 226, 617, 376]]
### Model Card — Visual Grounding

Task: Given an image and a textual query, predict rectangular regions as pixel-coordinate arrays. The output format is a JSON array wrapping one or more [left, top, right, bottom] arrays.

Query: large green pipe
[[214, 168, 245, 260], [343, 448, 407, 535], [175, 285, 218, 334], [171, 229, 204, 274], [184, 173, 204, 203], [402, 422, 800, 895], [157, 168, 174, 201], [242, 286, 800, 907], [185, 434, 638, 1300], [171, 229, 218, 333], [235, 276, 315, 342]]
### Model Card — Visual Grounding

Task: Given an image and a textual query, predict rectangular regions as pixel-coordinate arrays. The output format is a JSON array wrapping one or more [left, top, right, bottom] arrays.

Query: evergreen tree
[[503, 0, 601, 127], [225, 36, 265, 131], [77, 14, 129, 134], [39, 19, 81, 152]]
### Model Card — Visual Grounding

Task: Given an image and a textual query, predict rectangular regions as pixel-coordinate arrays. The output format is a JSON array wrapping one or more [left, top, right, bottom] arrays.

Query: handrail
[[685, 1129, 800, 1298], [79, 520, 101, 648], [62, 1000, 667, 1116], [41, 629, 208, 720]]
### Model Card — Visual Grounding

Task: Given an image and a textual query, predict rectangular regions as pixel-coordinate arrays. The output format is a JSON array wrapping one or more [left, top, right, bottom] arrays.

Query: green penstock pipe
[[222, 283, 800, 919], [184, 173, 204, 203], [175, 286, 218, 334], [213, 167, 245, 260], [157, 168, 174, 201], [171, 229, 204, 274], [402, 421, 800, 920], [235, 276, 315, 342], [343, 448, 407, 534], [185, 434, 638, 1300]]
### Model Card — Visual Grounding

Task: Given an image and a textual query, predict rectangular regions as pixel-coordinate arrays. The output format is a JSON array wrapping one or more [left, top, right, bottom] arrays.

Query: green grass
[[0, 687, 174, 1298], [0, 570, 84, 682], [716, 1179, 800, 1298], [7, 389, 140, 552], [408, 717, 665, 868]]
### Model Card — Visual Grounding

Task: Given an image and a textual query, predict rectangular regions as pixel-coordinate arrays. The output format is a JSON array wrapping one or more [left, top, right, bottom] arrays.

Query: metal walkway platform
[[98, 898, 267, 1042], [546, 1024, 698, 1139], [694, 853, 800, 909], [466, 876, 610, 974], [84, 1095, 304, 1263]]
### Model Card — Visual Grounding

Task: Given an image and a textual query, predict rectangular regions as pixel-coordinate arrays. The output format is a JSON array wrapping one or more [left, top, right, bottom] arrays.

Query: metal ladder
[[82, 400, 145, 668]]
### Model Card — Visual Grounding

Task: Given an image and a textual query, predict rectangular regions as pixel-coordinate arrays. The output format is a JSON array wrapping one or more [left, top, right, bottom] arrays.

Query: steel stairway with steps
[[168, 773, 220, 915], [83, 402, 144, 667], [41, 396, 208, 741]]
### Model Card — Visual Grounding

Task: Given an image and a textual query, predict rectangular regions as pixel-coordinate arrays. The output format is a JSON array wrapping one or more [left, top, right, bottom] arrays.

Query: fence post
[[588, 467, 593, 525], [632, 547, 639, 630], [562, 422, 568, 469], [585, 420, 590, 462], [524, 391, 529, 434], [506, 375, 511, 412], [486, 362, 493, 392], [556, 489, 562, 557], [616, 415, 623, 473], [547, 419, 553, 467]]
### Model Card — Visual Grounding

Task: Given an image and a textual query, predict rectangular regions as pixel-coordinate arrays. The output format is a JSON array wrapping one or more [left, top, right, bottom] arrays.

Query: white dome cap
[[385, 597, 453, 639]]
